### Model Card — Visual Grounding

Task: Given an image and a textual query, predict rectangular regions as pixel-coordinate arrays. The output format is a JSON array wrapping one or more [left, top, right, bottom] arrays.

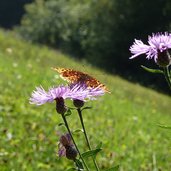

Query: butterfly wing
[[52, 67, 110, 92], [52, 67, 82, 83]]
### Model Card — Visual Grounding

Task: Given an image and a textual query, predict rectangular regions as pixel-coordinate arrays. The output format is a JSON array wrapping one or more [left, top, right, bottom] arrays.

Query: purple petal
[[148, 32, 171, 52], [130, 32, 171, 61], [129, 39, 150, 59], [58, 145, 66, 157], [30, 82, 106, 106], [49, 86, 71, 99], [69, 83, 105, 101], [29, 86, 53, 105]]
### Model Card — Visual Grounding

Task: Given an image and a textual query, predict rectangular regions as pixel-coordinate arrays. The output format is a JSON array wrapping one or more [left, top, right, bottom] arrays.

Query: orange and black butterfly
[[52, 67, 110, 93]]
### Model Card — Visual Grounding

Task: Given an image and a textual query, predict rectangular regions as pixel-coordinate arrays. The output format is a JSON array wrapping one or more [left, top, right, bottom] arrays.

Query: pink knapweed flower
[[130, 32, 171, 66], [29, 83, 105, 106]]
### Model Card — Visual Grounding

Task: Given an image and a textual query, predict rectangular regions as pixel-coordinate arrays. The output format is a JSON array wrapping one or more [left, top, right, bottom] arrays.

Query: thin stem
[[61, 113, 90, 171], [77, 108, 100, 171], [163, 66, 171, 90]]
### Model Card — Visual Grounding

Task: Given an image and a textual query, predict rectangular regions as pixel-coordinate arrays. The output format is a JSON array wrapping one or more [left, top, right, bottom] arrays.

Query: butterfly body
[[52, 67, 110, 93]]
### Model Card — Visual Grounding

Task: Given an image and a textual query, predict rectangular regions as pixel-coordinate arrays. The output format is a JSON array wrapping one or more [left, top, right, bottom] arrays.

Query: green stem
[[61, 113, 90, 171], [77, 108, 100, 171], [163, 66, 171, 90]]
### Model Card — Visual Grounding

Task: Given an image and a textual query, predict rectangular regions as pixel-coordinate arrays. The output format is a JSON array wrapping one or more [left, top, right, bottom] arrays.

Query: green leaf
[[65, 109, 72, 117], [66, 168, 77, 171], [74, 159, 84, 170], [68, 107, 76, 110], [82, 148, 102, 159], [81, 106, 92, 111], [157, 124, 171, 130], [141, 65, 163, 74], [37, 162, 51, 169], [105, 165, 119, 171], [58, 122, 65, 127], [95, 142, 103, 149], [72, 129, 84, 134]]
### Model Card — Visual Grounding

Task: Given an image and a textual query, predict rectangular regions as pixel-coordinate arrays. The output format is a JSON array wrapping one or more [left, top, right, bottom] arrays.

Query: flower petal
[[129, 39, 150, 59], [29, 86, 53, 105]]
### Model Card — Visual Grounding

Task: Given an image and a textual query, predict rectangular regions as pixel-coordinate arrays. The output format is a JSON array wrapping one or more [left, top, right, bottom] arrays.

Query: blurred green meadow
[[0, 29, 171, 171]]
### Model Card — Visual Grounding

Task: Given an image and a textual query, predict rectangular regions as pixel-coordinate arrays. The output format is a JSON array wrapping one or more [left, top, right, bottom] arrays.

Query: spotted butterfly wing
[[52, 67, 110, 93]]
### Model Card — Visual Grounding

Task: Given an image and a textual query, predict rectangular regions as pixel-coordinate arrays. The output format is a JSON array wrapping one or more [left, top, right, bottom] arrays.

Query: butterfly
[[52, 67, 110, 93]]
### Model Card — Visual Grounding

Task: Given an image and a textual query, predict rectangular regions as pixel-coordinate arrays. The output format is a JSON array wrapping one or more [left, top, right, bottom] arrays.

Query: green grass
[[0, 29, 171, 171]]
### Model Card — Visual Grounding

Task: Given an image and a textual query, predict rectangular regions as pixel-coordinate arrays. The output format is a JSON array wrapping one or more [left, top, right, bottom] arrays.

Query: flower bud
[[65, 145, 77, 160], [60, 134, 70, 146], [156, 50, 171, 67], [56, 97, 67, 114], [73, 99, 84, 108]]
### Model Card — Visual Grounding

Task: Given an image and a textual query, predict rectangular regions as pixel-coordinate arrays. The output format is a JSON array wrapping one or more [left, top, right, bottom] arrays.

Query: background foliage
[[15, 0, 171, 92], [0, 0, 33, 28]]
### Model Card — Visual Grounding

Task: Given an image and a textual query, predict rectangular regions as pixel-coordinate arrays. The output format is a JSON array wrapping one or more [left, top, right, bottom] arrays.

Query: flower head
[[130, 32, 171, 66], [29, 85, 71, 105], [69, 83, 105, 101], [29, 83, 105, 106], [58, 133, 77, 160]]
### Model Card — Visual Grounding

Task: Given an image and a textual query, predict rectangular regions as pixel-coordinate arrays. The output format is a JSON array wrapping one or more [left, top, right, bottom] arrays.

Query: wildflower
[[29, 86, 54, 105], [58, 133, 77, 160], [29, 85, 71, 105], [69, 83, 105, 101], [130, 32, 171, 67], [29, 83, 105, 106], [30, 83, 105, 114]]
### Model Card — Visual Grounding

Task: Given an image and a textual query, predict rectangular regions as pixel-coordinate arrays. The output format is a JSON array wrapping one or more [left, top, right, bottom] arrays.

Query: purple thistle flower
[[69, 83, 105, 101], [58, 133, 72, 157], [29, 86, 53, 105], [29, 83, 105, 106], [130, 32, 171, 66], [29, 85, 71, 105], [58, 133, 77, 160]]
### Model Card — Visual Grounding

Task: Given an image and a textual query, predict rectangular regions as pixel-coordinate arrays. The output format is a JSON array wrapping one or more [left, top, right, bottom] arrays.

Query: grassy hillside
[[0, 29, 171, 171]]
